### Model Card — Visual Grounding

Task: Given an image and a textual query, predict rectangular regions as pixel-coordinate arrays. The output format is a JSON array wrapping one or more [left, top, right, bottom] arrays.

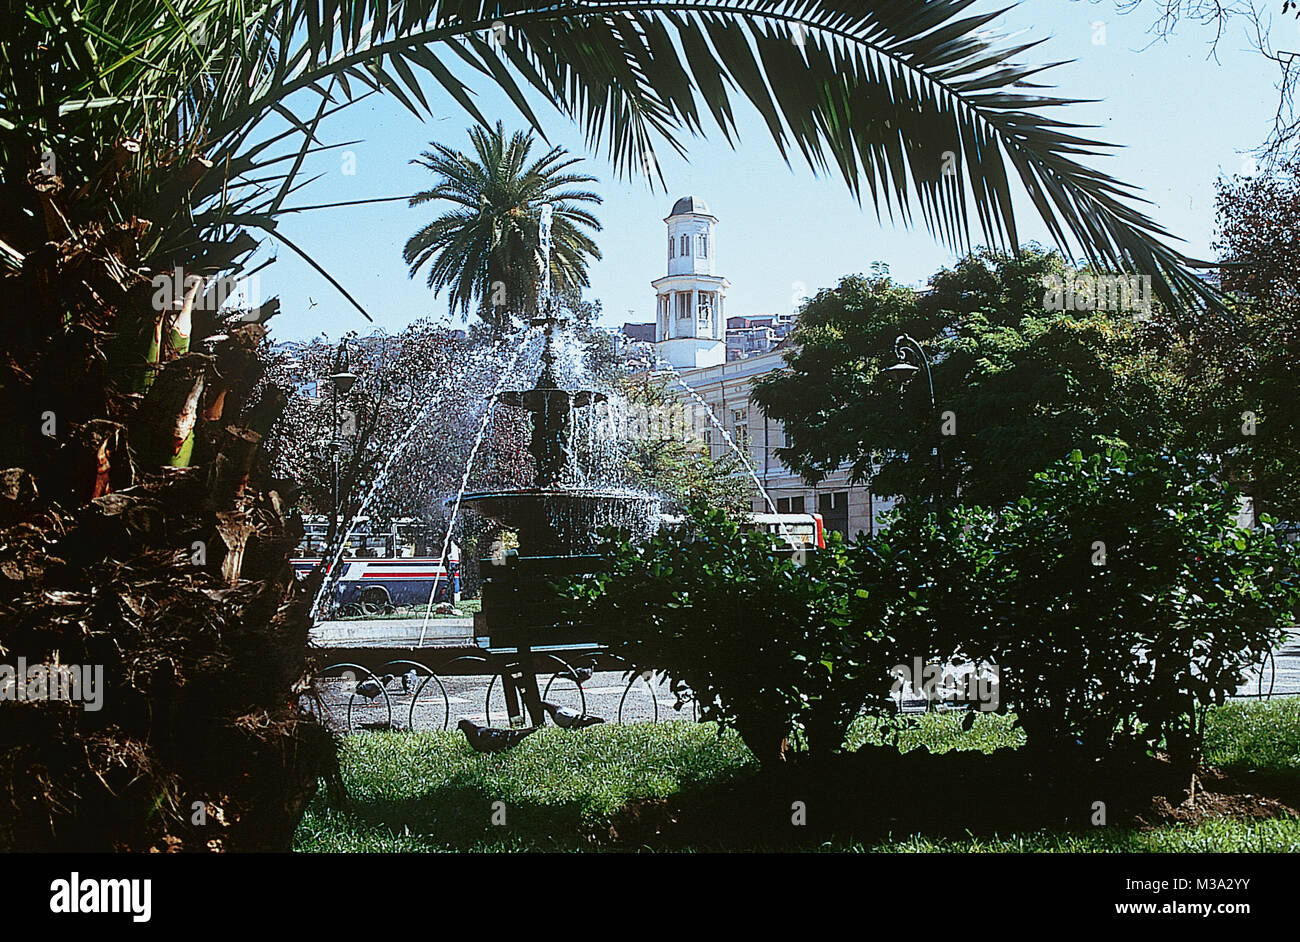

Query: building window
[[731, 408, 748, 445], [776, 496, 806, 514], [681, 234, 690, 256], [818, 491, 849, 539], [668, 237, 675, 259], [699, 233, 708, 257], [698, 292, 714, 326], [676, 292, 691, 319]]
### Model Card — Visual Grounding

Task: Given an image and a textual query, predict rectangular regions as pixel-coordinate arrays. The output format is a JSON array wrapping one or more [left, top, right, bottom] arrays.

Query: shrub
[[567, 505, 860, 765], [838, 446, 1299, 763], [569, 447, 1299, 770], [842, 504, 1003, 719], [979, 447, 1300, 761]]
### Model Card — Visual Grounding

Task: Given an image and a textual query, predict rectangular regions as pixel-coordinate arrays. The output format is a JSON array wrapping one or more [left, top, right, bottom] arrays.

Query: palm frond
[[3, 0, 1217, 333]]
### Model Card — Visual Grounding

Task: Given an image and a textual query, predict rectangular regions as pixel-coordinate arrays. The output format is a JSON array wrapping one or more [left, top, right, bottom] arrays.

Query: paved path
[[310, 618, 474, 648], [1235, 629, 1300, 698], [308, 621, 1300, 734], [312, 669, 693, 734]]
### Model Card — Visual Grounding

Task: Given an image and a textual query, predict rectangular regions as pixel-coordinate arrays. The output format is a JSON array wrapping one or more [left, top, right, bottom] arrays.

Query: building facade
[[665, 349, 894, 541], [641, 197, 893, 541]]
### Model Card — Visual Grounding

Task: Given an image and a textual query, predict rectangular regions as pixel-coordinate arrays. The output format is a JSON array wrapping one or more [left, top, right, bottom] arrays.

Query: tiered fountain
[[457, 313, 660, 726], [460, 315, 660, 556]]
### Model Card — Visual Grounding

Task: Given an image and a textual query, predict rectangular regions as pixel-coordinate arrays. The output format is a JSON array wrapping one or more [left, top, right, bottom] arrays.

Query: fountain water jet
[[415, 333, 536, 647]]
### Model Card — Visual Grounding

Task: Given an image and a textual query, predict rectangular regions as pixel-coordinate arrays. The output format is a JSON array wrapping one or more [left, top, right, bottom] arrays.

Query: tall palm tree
[[403, 122, 602, 332], [1, 0, 1223, 851]]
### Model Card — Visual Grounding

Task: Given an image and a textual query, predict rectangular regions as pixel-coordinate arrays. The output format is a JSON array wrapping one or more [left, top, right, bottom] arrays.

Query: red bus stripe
[[361, 572, 446, 578]]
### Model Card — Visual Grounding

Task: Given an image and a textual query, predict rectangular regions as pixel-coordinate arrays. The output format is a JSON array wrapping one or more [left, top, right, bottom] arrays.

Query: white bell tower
[[651, 196, 728, 369]]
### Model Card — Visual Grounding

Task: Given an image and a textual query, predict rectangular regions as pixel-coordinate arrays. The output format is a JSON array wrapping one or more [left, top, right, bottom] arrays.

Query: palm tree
[[2, 0, 1222, 851], [403, 122, 602, 332]]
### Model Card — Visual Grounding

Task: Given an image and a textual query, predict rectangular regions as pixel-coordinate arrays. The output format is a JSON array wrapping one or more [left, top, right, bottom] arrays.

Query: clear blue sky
[[254, 0, 1283, 342]]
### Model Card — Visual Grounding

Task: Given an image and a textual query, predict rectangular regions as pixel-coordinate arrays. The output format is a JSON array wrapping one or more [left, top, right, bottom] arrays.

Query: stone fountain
[[458, 313, 660, 726]]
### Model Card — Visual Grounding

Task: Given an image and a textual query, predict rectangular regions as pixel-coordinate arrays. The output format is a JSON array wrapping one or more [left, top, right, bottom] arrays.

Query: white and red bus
[[658, 511, 826, 549], [744, 512, 826, 549], [292, 516, 459, 614]]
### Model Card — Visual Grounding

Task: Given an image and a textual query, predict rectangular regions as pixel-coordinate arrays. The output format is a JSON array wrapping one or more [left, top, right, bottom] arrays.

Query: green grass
[[295, 722, 753, 852], [855, 816, 1300, 852], [844, 710, 1025, 754], [1202, 697, 1300, 773], [294, 698, 1300, 853]]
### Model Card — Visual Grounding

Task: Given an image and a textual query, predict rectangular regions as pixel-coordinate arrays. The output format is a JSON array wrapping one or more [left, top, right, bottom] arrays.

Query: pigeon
[[401, 669, 419, 694], [554, 657, 596, 685], [355, 674, 394, 702], [457, 719, 539, 753], [542, 701, 605, 730]]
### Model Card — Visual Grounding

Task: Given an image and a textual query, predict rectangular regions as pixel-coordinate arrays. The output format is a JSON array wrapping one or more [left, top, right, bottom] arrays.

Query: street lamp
[[884, 333, 943, 513], [328, 366, 358, 396]]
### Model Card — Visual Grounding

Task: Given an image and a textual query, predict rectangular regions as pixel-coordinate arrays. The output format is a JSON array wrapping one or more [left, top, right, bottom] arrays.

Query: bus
[[658, 511, 826, 550], [292, 516, 460, 614], [745, 512, 825, 549]]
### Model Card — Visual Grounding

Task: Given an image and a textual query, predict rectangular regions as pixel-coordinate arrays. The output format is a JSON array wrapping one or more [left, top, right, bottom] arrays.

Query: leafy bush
[[839, 446, 1299, 762], [980, 447, 1300, 760], [569, 447, 1299, 769], [567, 506, 862, 765], [841, 504, 1003, 716]]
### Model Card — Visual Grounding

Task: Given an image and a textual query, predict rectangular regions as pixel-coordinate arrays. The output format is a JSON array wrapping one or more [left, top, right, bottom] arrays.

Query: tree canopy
[[752, 249, 1173, 511]]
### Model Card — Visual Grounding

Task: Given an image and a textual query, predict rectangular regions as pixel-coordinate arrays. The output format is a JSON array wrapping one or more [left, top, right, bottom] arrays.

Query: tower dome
[[669, 195, 710, 217]]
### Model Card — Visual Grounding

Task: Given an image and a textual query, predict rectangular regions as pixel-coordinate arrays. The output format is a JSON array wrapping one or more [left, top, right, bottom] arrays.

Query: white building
[[675, 350, 894, 540], [645, 197, 893, 540], [651, 197, 729, 370]]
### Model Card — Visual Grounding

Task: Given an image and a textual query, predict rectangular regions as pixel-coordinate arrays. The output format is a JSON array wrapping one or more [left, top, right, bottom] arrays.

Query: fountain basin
[[497, 388, 606, 412], [458, 488, 661, 556]]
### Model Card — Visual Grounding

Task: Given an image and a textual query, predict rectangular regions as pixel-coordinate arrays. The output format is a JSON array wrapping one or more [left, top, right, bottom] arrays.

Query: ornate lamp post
[[883, 333, 943, 513]]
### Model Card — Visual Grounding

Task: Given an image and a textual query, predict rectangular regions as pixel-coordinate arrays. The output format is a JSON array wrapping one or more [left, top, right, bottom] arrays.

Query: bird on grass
[[355, 674, 395, 702], [542, 701, 605, 730], [457, 719, 539, 753]]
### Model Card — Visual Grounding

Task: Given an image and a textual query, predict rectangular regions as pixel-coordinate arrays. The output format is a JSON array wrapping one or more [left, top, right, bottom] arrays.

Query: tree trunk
[[0, 171, 336, 852]]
